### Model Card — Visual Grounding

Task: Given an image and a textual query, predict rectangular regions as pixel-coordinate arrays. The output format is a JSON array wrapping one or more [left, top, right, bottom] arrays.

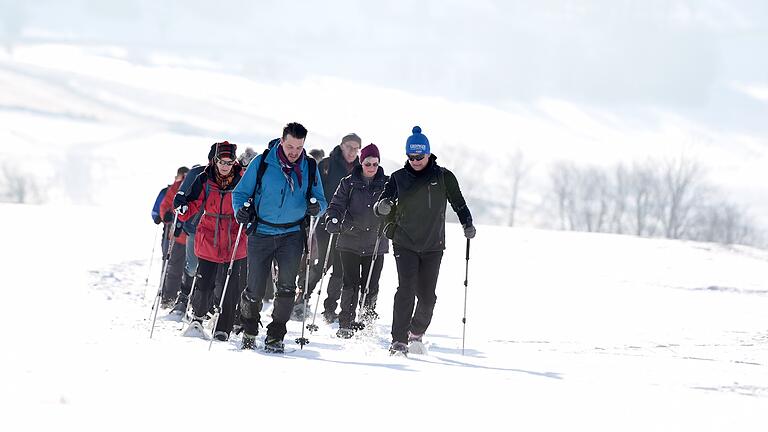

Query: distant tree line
[[545, 157, 760, 246], [0, 162, 42, 204]]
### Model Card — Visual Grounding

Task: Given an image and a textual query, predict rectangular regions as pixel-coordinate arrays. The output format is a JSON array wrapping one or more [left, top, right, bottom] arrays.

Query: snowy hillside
[[2, 202, 767, 431], [3, 43, 768, 224]]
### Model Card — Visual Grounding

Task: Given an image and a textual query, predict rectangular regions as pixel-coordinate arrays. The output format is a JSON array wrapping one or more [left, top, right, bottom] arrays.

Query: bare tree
[[659, 157, 705, 239], [626, 161, 661, 237], [574, 166, 609, 232], [507, 149, 531, 227], [690, 200, 756, 245], [1, 162, 39, 203], [550, 161, 576, 230]]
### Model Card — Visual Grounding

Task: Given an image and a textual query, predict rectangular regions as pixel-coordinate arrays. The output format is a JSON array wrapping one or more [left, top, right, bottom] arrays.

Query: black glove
[[173, 192, 188, 211], [152, 215, 162, 225], [306, 200, 320, 217], [374, 199, 393, 216], [163, 211, 174, 223], [326, 217, 341, 234], [236, 204, 254, 225], [463, 224, 476, 239]]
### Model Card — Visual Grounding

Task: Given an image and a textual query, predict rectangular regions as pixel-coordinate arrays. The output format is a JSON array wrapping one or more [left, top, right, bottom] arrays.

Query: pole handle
[[465, 238, 470, 261]]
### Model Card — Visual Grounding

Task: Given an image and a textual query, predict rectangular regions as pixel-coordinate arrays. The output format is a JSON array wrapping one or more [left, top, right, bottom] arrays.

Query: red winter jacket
[[160, 179, 188, 245], [179, 168, 247, 263]]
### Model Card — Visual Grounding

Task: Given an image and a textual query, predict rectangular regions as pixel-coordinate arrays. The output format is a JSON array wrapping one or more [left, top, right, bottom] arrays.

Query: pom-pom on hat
[[405, 126, 430, 155]]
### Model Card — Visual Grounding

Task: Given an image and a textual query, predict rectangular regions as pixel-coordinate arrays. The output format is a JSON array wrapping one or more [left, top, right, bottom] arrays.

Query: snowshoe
[[407, 332, 427, 355], [336, 328, 354, 339], [213, 331, 229, 342], [290, 303, 307, 321], [182, 319, 210, 340], [264, 337, 285, 353], [322, 311, 339, 324], [362, 308, 379, 322], [241, 333, 257, 350], [389, 341, 408, 357]]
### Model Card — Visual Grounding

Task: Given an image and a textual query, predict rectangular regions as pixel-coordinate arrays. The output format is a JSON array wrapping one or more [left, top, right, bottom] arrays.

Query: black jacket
[[379, 154, 471, 253], [327, 165, 389, 256], [319, 145, 359, 206]]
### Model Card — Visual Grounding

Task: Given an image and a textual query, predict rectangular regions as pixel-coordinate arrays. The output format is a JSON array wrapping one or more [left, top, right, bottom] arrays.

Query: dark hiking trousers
[[338, 251, 383, 329], [244, 231, 303, 340], [162, 240, 186, 302], [391, 246, 443, 343], [299, 227, 343, 313], [191, 258, 245, 335]]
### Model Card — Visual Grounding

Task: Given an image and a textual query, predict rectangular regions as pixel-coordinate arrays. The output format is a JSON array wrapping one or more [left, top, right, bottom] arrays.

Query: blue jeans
[[245, 231, 304, 339], [185, 232, 198, 277]]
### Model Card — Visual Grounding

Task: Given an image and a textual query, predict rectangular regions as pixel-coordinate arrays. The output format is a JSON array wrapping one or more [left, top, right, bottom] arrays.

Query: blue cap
[[405, 126, 430, 155]]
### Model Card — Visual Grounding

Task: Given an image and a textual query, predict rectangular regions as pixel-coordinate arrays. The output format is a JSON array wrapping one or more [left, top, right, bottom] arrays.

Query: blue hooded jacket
[[232, 147, 327, 235]]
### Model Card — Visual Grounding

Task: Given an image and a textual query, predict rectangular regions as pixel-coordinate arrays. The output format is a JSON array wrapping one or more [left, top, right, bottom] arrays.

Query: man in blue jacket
[[233, 122, 327, 352]]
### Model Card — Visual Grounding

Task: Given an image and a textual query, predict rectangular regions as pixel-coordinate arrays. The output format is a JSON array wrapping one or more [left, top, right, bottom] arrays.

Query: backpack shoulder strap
[[305, 157, 317, 201], [253, 148, 271, 198]]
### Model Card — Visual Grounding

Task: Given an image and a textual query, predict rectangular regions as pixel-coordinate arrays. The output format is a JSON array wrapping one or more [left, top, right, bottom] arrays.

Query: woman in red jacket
[[177, 142, 247, 341]]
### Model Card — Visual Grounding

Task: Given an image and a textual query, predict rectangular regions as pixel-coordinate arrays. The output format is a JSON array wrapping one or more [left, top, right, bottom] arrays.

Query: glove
[[173, 192, 188, 215], [463, 224, 476, 239], [152, 215, 162, 225], [306, 200, 320, 217], [326, 217, 341, 234], [236, 204, 254, 225], [163, 211, 174, 223], [172, 192, 187, 209], [374, 199, 392, 216]]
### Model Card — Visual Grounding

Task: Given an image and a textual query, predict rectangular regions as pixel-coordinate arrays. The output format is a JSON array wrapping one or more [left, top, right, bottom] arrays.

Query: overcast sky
[[3, 0, 767, 136]]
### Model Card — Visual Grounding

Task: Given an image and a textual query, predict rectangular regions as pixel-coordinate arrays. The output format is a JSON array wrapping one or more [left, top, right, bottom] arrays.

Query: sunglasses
[[407, 154, 426, 161], [363, 162, 379, 167], [216, 158, 236, 166]]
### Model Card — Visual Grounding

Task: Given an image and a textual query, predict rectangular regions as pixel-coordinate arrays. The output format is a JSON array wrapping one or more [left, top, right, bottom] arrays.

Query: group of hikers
[[150, 122, 476, 355]]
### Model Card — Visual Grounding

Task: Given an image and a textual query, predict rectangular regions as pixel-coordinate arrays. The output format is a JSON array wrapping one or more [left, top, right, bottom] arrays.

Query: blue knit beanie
[[405, 126, 430, 155]]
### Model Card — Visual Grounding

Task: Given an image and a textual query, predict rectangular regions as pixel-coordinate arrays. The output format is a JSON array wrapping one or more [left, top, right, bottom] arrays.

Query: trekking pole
[[352, 223, 386, 331], [178, 264, 199, 331], [296, 198, 319, 349], [149, 210, 180, 339], [142, 223, 162, 301], [461, 238, 470, 355], [306, 230, 337, 333], [207, 200, 250, 351]]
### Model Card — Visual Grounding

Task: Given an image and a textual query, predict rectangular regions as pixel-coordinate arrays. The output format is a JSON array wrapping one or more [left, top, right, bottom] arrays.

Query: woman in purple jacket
[[325, 144, 389, 338]]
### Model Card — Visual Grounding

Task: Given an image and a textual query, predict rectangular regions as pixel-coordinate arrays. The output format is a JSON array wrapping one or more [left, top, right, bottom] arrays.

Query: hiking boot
[[241, 333, 257, 350], [322, 310, 339, 324], [264, 336, 285, 353], [408, 331, 423, 343], [389, 341, 408, 356], [160, 297, 175, 309], [336, 328, 354, 339], [290, 302, 308, 321], [213, 331, 229, 342], [362, 308, 379, 323], [170, 295, 188, 315]]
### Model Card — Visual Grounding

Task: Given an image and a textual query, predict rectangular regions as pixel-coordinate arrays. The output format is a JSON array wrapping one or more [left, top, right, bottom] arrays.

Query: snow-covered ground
[[2, 202, 767, 431]]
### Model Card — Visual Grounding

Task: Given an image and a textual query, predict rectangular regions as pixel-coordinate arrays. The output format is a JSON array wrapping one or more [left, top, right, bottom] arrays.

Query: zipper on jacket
[[427, 183, 432, 209]]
